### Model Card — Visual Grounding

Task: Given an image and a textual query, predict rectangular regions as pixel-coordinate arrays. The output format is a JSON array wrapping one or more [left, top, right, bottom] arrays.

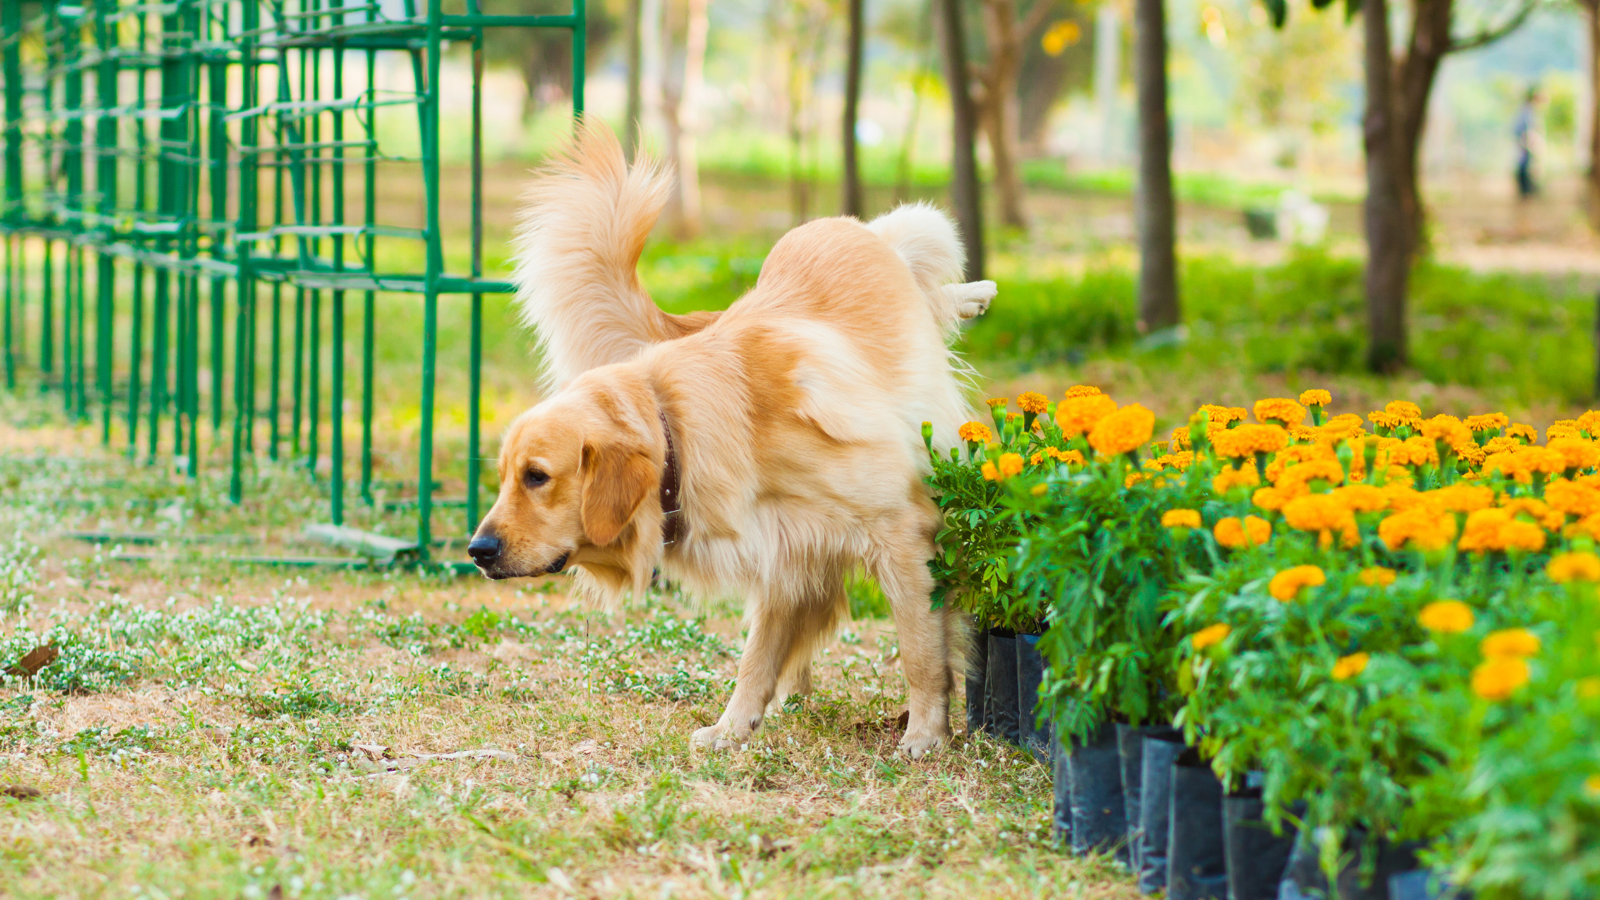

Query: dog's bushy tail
[[511, 120, 680, 391], [864, 203, 968, 339]]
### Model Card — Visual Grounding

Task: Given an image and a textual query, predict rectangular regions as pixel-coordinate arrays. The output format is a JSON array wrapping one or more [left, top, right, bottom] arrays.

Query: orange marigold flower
[[1213, 424, 1291, 459], [1465, 413, 1509, 433], [986, 397, 1009, 410], [1212, 464, 1261, 495], [959, 421, 994, 444], [980, 461, 999, 481], [1507, 423, 1538, 443], [1163, 509, 1202, 530], [1016, 391, 1049, 415], [1031, 451, 1045, 465], [1269, 565, 1326, 602], [1570, 514, 1600, 542], [1254, 398, 1308, 428], [1482, 437, 1520, 455], [1325, 413, 1365, 434], [1471, 656, 1530, 700], [1064, 385, 1103, 399], [1546, 479, 1600, 518], [1368, 411, 1401, 431], [1332, 652, 1369, 681], [1090, 403, 1157, 457], [1418, 600, 1476, 634], [1214, 516, 1271, 549], [1454, 440, 1487, 468], [1389, 437, 1441, 468], [1480, 628, 1541, 659], [1379, 507, 1458, 552], [1578, 410, 1600, 435], [1549, 425, 1582, 441], [1055, 448, 1086, 466], [997, 453, 1024, 479], [1299, 389, 1333, 408], [1458, 508, 1547, 554], [1283, 494, 1359, 548], [1191, 623, 1231, 650], [1548, 551, 1600, 583], [1425, 484, 1495, 514], [1275, 459, 1346, 494], [1360, 566, 1397, 587], [1057, 393, 1119, 438], [1334, 484, 1389, 513], [1252, 487, 1291, 511], [1170, 427, 1192, 451], [1125, 472, 1146, 488], [1386, 401, 1423, 421], [1201, 404, 1247, 427], [1549, 437, 1600, 472], [1421, 415, 1472, 449]]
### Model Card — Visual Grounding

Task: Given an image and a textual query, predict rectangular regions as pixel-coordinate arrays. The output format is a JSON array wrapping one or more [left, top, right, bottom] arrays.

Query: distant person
[[1514, 86, 1545, 199]]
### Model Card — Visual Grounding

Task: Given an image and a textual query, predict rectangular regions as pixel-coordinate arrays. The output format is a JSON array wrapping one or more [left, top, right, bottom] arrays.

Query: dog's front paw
[[691, 722, 753, 751], [899, 726, 950, 759]]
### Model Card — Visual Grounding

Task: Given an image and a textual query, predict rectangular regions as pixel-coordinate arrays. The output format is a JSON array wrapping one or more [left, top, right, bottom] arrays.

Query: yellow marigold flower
[[1275, 459, 1346, 494], [1549, 425, 1582, 441], [1017, 391, 1049, 415], [1471, 656, 1530, 701], [986, 397, 1009, 410], [1454, 440, 1487, 468], [1549, 437, 1600, 472], [1214, 516, 1271, 549], [1578, 677, 1600, 699], [1418, 600, 1476, 634], [1326, 413, 1365, 434], [997, 453, 1024, 480], [1482, 436, 1519, 455], [1163, 509, 1202, 530], [1578, 411, 1600, 435], [1030, 451, 1045, 465], [1587, 774, 1600, 798], [1254, 398, 1308, 428], [1191, 623, 1231, 650], [1269, 565, 1326, 602], [1360, 566, 1397, 587], [1466, 413, 1509, 433], [1212, 464, 1261, 495], [1507, 423, 1538, 443], [959, 421, 994, 445], [1548, 551, 1600, 583], [980, 461, 999, 481], [1388, 437, 1440, 468], [1057, 393, 1119, 438], [1299, 389, 1332, 408], [1213, 424, 1291, 459], [1369, 411, 1401, 431], [1333, 484, 1389, 513], [1332, 652, 1369, 681], [1421, 415, 1472, 450], [1125, 472, 1146, 488], [1031, 483, 1048, 496], [1386, 401, 1423, 421], [1090, 404, 1156, 457], [1064, 385, 1103, 399], [1059, 448, 1086, 466], [1480, 628, 1541, 659], [1170, 427, 1192, 451]]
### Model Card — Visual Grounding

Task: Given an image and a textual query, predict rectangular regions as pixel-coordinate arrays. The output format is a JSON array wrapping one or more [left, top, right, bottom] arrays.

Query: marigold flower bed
[[928, 388, 1600, 897]]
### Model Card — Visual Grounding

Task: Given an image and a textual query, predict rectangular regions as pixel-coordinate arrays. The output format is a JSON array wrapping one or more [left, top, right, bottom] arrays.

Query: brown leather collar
[[659, 409, 682, 547]]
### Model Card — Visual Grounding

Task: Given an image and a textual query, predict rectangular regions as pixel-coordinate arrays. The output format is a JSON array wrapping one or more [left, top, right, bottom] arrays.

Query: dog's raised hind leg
[[941, 280, 997, 320]]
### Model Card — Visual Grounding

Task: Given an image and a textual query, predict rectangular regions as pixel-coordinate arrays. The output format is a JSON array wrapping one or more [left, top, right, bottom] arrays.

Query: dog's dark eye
[[522, 469, 550, 489]]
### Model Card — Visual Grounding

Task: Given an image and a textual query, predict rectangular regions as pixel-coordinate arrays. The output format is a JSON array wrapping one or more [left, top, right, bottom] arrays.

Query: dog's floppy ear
[[579, 438, 656, 547]]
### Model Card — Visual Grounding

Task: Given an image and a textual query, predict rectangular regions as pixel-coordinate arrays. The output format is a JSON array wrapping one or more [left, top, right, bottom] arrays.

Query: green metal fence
[[1, 0, 584, 564]]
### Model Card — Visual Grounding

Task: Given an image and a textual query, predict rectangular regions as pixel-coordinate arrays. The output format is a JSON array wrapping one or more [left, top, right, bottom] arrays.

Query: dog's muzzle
[[542, 553, 569, 575]]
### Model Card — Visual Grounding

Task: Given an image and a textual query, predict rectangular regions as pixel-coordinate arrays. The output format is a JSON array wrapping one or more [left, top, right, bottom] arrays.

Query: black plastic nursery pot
[[1168, 748, 1228, 900], [1136, 729, 1185, 894], [1278, 828, 1421, 900], [1223, 783, 1297, 900], [965, 623, 988, 736], [1015, 633, 1049, 762], [1387, 869, 1466, 900], [1051, 723, 1073, 847], [984, 629, 1021, 746], [1116, 722, 1182, 881], [1068, 721, 1130, 864]]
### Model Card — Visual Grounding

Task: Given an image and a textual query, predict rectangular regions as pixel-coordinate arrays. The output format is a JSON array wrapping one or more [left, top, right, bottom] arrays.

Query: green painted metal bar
[[465, 3, 483, 537], [359, 43, 374, 505], [207, 28, 227, 433], [417, 0, 439, 560], [329, 1, 345, 526], [232, 0, 260, 504], [97, 0, 121, 444]]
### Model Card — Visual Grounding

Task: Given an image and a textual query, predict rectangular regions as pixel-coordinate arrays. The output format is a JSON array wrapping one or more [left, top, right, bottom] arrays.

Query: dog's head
[[469, 372, 662, 591]]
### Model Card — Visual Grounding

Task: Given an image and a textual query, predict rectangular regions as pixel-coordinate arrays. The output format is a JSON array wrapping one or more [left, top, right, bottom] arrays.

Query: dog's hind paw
[[945, 280, 997, 320], [691, 723, 750, 752]]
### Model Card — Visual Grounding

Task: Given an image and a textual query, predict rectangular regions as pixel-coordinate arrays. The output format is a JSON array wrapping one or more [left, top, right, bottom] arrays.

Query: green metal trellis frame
[[1, 0, 585, 564]]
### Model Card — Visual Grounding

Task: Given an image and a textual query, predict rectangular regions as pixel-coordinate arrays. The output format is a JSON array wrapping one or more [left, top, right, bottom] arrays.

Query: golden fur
[[475, 123, 993, 756]]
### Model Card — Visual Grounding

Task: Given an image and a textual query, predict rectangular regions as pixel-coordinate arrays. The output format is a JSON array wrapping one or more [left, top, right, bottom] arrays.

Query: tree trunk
[[977, 0, 1028, 230], [670, 0, 708, 239], [1393, 0, 1452, 259], [937, 0, 985, 279], [1133, 0, 1177, 331], [624, 0, 644, 162], [1587, 2, 1600, 231], [1362, 0, 1409, 373], [842, 0, 865, 218]]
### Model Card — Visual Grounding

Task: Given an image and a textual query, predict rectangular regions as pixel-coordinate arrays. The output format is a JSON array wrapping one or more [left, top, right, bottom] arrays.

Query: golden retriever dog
[[468, 123, 994, 757]]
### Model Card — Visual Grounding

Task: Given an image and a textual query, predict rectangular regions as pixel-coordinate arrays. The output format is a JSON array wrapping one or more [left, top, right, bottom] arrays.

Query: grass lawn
[[0, 415, 1136, 899]]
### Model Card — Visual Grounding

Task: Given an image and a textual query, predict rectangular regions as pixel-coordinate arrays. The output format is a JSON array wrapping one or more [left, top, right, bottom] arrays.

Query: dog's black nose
[[467, 535, 502, 567]]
